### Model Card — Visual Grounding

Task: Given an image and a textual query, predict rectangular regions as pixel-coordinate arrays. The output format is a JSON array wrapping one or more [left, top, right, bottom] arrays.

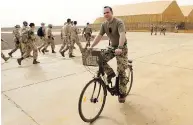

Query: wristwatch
[[118, 46, 124, 49]]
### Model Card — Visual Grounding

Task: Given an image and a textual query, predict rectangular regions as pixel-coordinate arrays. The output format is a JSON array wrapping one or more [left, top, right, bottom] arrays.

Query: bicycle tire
[[126, 65, 133, 96], [78, 78, 107, 123]]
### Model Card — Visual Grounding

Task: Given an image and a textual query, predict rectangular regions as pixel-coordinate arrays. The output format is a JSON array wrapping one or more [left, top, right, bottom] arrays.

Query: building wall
[[162, 1, 184, 22], [92, 1, 186, 31], [187, 10, 193, 23]]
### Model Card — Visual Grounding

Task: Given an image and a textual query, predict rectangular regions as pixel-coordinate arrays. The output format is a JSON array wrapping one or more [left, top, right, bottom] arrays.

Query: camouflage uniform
[[1, 53, 9, 61], [160, 25, 163, 35], [22, 28, 38, 59], [82, 26, 92, 48], [17, 27, 39, 65], [38, 27, 47, 51], [59, 23, 74, 57], [150, 25, 153, 35], [70, 24, 83, 52], [1, 39, 10, 61], [154, 25, 157, 35], [20, 26, 31, 55], [99, 17, 129, 95], [163, 25, 166, 35], [8, 27, 22, 57], [42, 27, 55, 53]]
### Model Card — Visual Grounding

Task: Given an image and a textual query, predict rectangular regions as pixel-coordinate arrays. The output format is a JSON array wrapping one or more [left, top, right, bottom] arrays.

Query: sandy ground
[[1, 32, 193, 125]]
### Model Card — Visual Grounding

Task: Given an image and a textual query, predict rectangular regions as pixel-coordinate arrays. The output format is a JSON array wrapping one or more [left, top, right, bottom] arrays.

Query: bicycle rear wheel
[[78, 78, 107, 123]]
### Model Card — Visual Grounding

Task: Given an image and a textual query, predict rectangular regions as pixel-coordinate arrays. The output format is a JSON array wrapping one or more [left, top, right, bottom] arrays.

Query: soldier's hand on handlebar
[[115, 48, 123, 55]]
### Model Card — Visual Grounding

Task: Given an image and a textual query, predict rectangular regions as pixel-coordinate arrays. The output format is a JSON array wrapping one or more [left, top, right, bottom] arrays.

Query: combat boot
[[107, 72, 116, 83], [33, 59, 40, 64], [4, 57, 10, 62], [60, 51, 65, 57], [69, 54, 75, 58], [38, 48, 41, 52], [41, 48, 45, 54], [52, 50, 56, 53], [8, 52, 12, 57], [17, 57, 24, 65], [118, 94, 126, 103]]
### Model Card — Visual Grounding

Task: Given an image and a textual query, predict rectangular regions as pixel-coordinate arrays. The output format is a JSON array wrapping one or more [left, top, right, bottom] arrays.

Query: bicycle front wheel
[[78, 78, 107, 123], [126, 65, 133, 96]]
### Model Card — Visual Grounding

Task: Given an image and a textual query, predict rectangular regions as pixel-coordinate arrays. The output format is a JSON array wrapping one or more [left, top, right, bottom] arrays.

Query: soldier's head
[[71, 21, 73, 24], [41, 22, 45, 27], [104, 6, 113, 21], [29, 23, 35, 30], [67, 18, 71, 24], [87, 22, 90, 26], [74, 21, 77, 25], [48, 24, 53, 28], [15, 25, 20, 29], [23, 21, 28, 26]]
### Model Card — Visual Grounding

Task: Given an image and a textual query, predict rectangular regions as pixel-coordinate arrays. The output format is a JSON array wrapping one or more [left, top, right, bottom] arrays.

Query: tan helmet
[[15, 25, 20, 28], [41, 22, 45, 25], [48, 24, 53, 28]]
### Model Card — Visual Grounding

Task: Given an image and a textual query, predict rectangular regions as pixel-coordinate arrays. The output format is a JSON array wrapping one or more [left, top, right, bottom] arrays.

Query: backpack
[[37, 27, 44, 37]]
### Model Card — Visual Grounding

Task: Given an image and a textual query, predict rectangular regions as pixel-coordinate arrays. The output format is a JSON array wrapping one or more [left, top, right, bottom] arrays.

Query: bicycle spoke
[[90, 81, 97, 101]]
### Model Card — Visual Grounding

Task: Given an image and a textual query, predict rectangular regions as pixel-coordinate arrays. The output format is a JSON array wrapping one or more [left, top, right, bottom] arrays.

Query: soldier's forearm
[[91, 35, 102, 48], [119, 32, 126, 47]]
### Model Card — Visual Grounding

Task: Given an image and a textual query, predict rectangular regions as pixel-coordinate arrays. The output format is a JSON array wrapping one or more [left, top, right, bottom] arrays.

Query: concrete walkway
[[1, 32, 193, 125]]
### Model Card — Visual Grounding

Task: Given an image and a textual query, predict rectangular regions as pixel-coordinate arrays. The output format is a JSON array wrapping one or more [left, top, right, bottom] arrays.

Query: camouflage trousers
[[151, 30, 153, 35], [1, 52, 6, 60], [84, 33, 91, 48], [43, 38, 55, 50], [38, 37, 46, 49], [71, 36, 83, 52], [9, 43, 22, 55], [22, 42, 38, 59], [102, 46, 129, 95], [21, 42, 33, 56], [59, 37, 73, 55]]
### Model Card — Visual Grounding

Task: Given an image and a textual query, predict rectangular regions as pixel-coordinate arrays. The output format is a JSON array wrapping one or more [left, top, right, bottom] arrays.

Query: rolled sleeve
[[99, 23, 105, 36], [118, 20, 126, 34]]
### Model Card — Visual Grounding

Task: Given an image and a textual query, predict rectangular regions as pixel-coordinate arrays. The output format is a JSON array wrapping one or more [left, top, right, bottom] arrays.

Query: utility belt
[[109, 40, 127, 48]]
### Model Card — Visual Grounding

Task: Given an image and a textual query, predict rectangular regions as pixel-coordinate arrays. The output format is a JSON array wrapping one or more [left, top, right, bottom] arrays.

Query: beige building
[[93, 1, 184, 31], [180, 5, 193, 23]]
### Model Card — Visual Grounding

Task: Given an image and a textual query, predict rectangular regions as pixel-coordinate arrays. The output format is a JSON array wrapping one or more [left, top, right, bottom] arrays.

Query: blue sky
[[0, 0, 193, 27]]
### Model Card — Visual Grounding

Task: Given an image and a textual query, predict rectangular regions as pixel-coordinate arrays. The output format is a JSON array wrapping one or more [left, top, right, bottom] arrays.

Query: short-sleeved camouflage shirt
[[99, 17, 127, 47]]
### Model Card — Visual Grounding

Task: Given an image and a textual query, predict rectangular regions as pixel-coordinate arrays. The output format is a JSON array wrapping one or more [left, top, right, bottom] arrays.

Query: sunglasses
[[109, 27, 112, 33]]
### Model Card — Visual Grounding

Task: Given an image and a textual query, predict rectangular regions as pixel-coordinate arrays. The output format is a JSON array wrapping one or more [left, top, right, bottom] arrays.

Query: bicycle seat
[[128, 60, 133, 63], [91, 48, 103, 56]]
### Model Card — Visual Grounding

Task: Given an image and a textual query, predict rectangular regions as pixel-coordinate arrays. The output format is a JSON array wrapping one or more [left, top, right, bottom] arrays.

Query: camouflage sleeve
[[90, 28, 92, 34], [75, 27, 79, 34], [66, 25, 71, 37], [28, 30, 36, 40], [61, 28, 63, 39], [82, 28, 85, 34], [48, 29, 52, 37], [15, 30, 20, 39], [42, 27, 46, 36], [1, 38, 6, 42]]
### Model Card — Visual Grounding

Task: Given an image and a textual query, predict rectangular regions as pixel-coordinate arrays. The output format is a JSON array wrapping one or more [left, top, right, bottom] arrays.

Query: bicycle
[[78, 47, 133, 123]]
